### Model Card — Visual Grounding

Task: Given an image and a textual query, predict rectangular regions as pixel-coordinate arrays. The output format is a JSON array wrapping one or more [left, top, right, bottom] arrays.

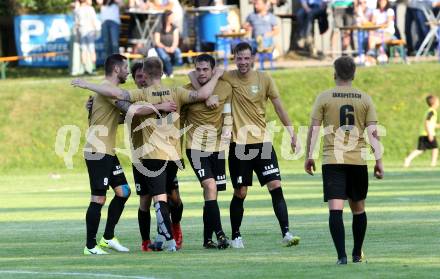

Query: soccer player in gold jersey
[[73, 57, 222, 251], [305, 56, 384, 264], [81, 54, 172, 255], [222, 42, 300, 248], [185, 54, 232, 249]]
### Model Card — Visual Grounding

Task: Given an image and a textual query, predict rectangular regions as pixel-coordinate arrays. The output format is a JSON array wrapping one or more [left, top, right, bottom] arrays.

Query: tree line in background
[[1, 0, 100, 15]]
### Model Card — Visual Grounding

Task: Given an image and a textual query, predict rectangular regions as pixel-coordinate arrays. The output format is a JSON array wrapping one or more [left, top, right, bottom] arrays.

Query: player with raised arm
[[304, 56, 384, 264], [80, 54, 159, 255], [73, 57, 222, 251]]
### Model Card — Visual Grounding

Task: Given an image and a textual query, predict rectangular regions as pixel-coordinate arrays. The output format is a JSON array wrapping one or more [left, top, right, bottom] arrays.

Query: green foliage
[[4, 0, 74, 15], [0, 63, 440, 173]]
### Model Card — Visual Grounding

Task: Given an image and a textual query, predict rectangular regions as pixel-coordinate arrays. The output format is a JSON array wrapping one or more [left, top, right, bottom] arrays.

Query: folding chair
[[415, 1, 440, 57]]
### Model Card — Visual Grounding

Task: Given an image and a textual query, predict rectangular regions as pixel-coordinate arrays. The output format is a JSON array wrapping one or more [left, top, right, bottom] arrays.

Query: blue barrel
[[198, 12, 228, 44]]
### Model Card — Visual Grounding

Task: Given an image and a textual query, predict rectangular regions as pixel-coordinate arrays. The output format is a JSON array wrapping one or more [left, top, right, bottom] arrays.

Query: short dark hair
[[194, 54, 216, 69], [426, 95, 438, 106], [143, 57, 163, 79], [233, 42, 255, 56], [130, 61, 143, 80], [104, 54, 127, 76], [334, 56, 356, 81]]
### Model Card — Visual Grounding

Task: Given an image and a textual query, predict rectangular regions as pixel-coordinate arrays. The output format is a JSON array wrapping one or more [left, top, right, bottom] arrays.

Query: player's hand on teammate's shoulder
[[374, 161, 384, 179], [205, 95, 219, 109], [213, 67, 224, 78], [71, 78, 89, 89], [157, 101, 177, 113], [304, 159, 316, 176]]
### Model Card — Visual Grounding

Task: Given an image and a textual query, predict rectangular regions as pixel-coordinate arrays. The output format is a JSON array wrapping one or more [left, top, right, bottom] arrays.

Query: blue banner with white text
[[14, 14, 105, 67]]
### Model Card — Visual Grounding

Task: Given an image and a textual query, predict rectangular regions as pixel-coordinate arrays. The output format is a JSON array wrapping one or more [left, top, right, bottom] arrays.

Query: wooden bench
[[375, 39, 406, 63], [386, 39, 407, 63], [0, 52, 67, 79]]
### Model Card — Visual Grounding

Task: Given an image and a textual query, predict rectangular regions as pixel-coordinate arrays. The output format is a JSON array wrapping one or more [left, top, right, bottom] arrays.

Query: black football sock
[[154, 201, 173, 241], [86, 202, 103, 249], [329, 210, 347, 259], [269, 187, 290, 237], [138, 208, 151, 241], [170, 201, 183, 224], [205, 200, 224, 238], [352, 212, 367, 257], [230, 195, 244, 239], [103, 196, 128, 240], [203, 205, 213, 243]]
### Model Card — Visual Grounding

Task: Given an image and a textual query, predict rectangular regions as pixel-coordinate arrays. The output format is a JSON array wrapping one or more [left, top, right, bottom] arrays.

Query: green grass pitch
[[1, 63, 440, 278], [1, 166, 440, 278]]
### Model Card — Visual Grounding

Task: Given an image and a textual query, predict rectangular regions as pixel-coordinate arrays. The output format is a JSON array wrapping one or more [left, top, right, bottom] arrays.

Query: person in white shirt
[[367, 0, 395, 62], [74, 0, 99, 74]]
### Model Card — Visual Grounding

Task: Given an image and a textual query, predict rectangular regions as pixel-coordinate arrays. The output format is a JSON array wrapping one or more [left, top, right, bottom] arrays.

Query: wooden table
[[126, 8, 164, 49], [339, 25, 383, 57]]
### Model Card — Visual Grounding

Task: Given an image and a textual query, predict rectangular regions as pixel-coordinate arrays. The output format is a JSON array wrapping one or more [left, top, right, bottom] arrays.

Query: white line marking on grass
[[0, 270, 156, 279]]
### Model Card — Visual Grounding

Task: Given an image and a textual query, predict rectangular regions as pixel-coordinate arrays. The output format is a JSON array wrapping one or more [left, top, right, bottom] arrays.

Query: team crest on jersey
[[250, 85, 259, 95]]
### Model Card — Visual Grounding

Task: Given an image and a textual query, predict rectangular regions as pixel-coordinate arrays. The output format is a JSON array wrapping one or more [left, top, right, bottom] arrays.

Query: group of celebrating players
[[72, 42, 384, 265]]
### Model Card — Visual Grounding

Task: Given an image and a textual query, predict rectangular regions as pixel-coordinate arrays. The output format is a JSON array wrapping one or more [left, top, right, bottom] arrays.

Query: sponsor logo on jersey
[[250, 85, 259, 95], [152, 90, 171, 97]]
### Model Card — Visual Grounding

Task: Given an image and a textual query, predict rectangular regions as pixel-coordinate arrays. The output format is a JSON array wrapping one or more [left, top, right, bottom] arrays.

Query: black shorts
[[322, 164, 368, 202], [84, 152, 128, 196], [186, 149, 227, 191], [132, 159, 179, 196], [417, 136, 438, 150], [228, 142, 281, 188]]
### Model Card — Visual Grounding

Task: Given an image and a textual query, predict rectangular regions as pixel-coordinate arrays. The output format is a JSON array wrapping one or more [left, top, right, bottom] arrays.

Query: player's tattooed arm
[[71, 78, 132, 101], [189, 91, 199, 102]]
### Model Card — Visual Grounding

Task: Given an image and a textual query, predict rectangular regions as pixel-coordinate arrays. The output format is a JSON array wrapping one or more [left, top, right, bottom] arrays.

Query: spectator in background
[[244, 0, 279, 52], [355, 0, 373, 63], [150, 0, 184, 33], [97, 0, 124, 58], [296, 0, 327, 49], [154, 10, 182, 78], [368, 0, 395, 63], [129, 0, 183, 33], [330, 0, 355, 56], [405, 0, 429, 55], [74, 0, 99, 74], [388, 0, 401, 39]]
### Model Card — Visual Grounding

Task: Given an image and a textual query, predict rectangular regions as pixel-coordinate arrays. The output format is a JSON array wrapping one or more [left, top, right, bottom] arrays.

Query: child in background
[[404, 95, 440, 167]]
